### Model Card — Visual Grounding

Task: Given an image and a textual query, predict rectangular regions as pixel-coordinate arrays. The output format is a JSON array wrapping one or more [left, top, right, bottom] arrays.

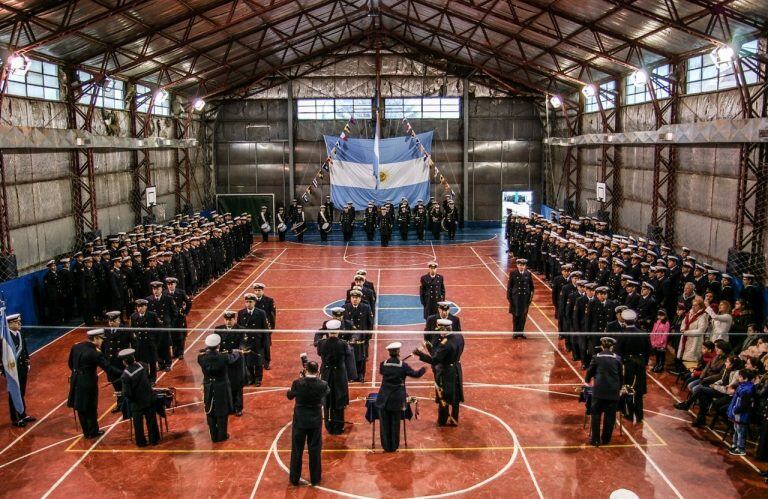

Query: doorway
[[502, 191, 533, 219]]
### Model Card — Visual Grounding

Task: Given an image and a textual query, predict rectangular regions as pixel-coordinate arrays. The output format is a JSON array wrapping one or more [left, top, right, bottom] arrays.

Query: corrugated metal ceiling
[[0, 0, 763, 99]]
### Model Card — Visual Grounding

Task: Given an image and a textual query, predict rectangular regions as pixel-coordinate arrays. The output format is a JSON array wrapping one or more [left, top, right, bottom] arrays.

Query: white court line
[[249, 444, 274, 499], [370, 269, 381, 388], [0, 244, 268, 460], [470, 245, 684, 499], [41, 248, 286, 498], [31, 322, 84, 356], [430, 241, 437, 262], [0, 434, 79, 470]]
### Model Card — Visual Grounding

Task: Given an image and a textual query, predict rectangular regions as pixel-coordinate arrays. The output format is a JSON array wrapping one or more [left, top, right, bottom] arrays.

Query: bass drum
[[321, 222, 331, 231], [260, 223, 271, 232], [277, 223, 287, 232]]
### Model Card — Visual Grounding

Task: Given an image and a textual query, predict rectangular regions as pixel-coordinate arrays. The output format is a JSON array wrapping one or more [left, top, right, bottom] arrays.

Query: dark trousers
[[512, 308, 529, 334], [447, 225, 457, 240], [261, 231, 269, 242], [380, 409, 401, 452], [231, 385, 244, 412], [400, 228, 408, 240], [320, 231, 328, 241], [355, 358, 366, 382], [246, 361, 263, 385], [324, 406, 345, 435], [437, 402, 460, 426], [77, 407, 99, 438], [278, 231, 286, 242], [171, 330, 187, 358], [296, 232, 304, 242], [8, 370, 28, 423], [290, 425, 322, 485], [264, 333, 272, 365], [158, 333, 172, 368], [381, 234, 390, 247], [132, 407, 160, 446], [343, 229, 352, 242], [590, 398, 618, 444], [366, 229, 375, 241], [416, 227, 425, 240], [206, 413, 228, 442]]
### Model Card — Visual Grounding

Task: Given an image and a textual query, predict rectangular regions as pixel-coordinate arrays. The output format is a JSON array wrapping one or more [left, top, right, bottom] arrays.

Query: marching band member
[[379, 205, 393, 247], [429, 204, 442, 240], [259, 206, 271, 243], [294, 205, 307, 242], [414, 204, 427, 241], [276, 207, 288, 242], [397, 204, 411, 240], [317, 205, 331, 242], [444, 199, 459, 240]]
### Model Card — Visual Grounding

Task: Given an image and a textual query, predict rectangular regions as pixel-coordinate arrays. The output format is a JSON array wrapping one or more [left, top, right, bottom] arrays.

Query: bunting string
[[401, 117, 455, 198], [301, 116, 357, 204]]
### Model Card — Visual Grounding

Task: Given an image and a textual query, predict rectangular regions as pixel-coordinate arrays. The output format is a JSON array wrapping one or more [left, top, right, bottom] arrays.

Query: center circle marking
[[269, 397, 520, 498]]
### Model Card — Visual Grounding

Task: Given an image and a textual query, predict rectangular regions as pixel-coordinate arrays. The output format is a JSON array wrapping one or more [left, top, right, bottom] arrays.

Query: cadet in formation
[[198, 333, 240, 443], [507, 258, 535, 338]]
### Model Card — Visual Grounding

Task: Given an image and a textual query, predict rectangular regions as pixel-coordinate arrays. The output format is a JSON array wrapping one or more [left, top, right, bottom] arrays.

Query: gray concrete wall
[[549, 87, 762, 268], [1, 95, 208, 274], [215, 97, 542, 222]]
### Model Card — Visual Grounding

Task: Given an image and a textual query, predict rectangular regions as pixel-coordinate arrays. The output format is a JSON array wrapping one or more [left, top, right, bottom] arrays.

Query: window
[[384, 97, 460, 119], [136, 84, 169, 116], [624, 65, 671, 105], [686, 39, 759, 94], [5, 59, 59, 100], [584, 81, 616, 113], [296, 98, 372, 120], [77, 70, 125, 109]]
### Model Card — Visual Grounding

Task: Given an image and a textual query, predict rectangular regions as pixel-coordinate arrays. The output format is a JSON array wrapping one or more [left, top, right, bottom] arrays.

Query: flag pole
[[374, 37, 381, 190]]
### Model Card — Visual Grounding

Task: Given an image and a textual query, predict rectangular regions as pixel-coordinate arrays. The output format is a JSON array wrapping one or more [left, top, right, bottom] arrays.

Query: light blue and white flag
[[325, 131, 433, 211], [0, 302, 24, 415]]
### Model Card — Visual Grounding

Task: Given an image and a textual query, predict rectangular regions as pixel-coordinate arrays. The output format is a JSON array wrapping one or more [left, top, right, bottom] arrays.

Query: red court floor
[[1, 237, 767, 498]]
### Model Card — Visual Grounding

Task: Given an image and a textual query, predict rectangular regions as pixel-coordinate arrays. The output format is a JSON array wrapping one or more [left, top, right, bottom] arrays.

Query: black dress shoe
[[235, 410, 243, 417], [264, 363, 271, 370], [590, 440, 600, 447], [12, 421, 26, 428], [21, 415, 36, 423], [111, 406, 121, 414]]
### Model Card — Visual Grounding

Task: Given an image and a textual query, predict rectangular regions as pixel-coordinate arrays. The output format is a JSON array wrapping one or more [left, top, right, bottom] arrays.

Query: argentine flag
[[325, 131, 433, 211], [0, 302, 24, 415]]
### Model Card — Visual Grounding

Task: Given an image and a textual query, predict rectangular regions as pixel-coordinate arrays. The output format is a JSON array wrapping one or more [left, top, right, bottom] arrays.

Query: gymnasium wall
[[1, 95, 208, 274], [549, 87, 763, 268]]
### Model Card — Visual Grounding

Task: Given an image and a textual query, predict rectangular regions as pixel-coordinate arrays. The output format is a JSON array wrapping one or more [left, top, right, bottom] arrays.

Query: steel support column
[[65, 66, 100, 247], [134, 85, 156, 223], [201, 109, 216, 209], [174, 107, 193, 215], [595, 83, 622, 230], [462, 78, 470, 221], [0, 64, 14, 256], [287, 80, 295, 204], [563, 97, 583, 216], [732, 44, 768, 276], [649, 64, 681, 245]]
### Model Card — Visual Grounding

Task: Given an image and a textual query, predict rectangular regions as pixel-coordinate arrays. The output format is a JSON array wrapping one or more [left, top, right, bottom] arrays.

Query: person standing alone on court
[[287, 360, 329, 487], [585, 336, 623, 446], [507, 258, 535, 338]]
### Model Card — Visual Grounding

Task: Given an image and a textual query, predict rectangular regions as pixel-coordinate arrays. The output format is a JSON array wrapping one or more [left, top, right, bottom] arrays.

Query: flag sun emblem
[[379, 171, 388, 183]]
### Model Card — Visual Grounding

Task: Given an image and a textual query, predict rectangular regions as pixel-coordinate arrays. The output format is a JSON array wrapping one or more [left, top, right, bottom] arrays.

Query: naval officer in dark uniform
[[198, 333, 241, 443], [507, 258, 535, 338], [420, 262, 445, 320], [252, 282, 276, 370], [1, 314, 36, 427], [216, 311, 246, 417], [103, 310, 131, 413], [414, 319, 463, 426], [118, 348, 160, 447], [585, 336, 623, 446], [67, 329, 123, 438], [237, 294, 269, 386], [376, 342, 426, 451], [287, 360, 329, 486], [424, 301, 462, 345], [316, 319, 350, 435], [343, 289, 374, 381]]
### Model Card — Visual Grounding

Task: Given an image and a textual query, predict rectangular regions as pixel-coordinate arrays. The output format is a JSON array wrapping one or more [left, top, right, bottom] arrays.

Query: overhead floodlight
[[549, 95, 562, 109], [630, 69, 648, 88], [7, 53, 31, 76], [154, 88, 169, 105], [581, 84, 596, 98], [710, 45, 735, 66], [193, 98, 206, 111]]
